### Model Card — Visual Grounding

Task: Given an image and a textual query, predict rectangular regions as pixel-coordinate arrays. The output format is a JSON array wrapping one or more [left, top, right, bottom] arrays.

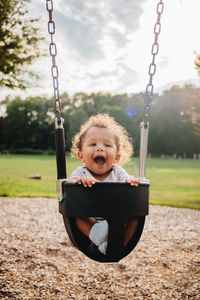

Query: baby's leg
[[76, 217, 108, 248], [124, 217, 139, 246], [75, 217, 96, 237]]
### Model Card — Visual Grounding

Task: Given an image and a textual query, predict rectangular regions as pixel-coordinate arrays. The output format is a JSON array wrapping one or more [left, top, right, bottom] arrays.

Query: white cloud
[[1, 0, 200, 99], [51, 0, 145, 61]]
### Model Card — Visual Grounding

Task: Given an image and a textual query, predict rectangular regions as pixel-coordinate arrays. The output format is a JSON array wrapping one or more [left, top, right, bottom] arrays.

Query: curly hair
[[71, 114, 133, 164]]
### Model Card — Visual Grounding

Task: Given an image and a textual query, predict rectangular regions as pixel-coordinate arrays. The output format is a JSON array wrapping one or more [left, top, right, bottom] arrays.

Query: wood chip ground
[[0, 197, 199, 299]]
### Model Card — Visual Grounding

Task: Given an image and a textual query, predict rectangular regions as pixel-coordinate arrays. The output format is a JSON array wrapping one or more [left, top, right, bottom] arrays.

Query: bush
[[10, 148, 44, 155]]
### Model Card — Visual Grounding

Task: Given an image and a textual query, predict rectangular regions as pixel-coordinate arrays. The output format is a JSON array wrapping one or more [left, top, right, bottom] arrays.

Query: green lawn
[[0, 154, 199, 209]]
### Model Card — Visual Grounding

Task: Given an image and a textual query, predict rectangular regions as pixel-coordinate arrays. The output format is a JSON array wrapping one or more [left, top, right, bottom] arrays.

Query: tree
[[192, 54, 200, 136], [0, 0, 45, 89], [3, 96, 54, 150], [194, 53, 200, 77], [149, 86, 200, 156], [167, 84, 200, 137], [180, 85, 200, 137]]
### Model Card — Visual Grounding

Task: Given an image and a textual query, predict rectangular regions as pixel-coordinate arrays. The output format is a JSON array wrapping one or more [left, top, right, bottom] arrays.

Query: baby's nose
[[96, 144, 104, 151]]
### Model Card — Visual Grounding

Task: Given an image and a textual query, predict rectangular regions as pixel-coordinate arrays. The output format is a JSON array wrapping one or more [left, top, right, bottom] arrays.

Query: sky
[[3, 0, 200, 98]]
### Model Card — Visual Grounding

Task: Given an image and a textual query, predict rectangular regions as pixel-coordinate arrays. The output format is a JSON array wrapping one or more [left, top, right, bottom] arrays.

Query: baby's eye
[[105, 144, 112, 147], [90, 143, 96, 147]]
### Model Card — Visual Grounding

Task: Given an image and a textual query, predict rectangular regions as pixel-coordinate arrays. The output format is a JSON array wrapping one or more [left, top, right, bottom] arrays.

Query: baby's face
[[78, 126, 120, 181]]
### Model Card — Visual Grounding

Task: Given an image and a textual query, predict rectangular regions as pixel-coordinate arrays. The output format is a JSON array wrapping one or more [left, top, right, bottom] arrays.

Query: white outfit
[[69, 165, 130, 182], [69, 165, 130, 255]]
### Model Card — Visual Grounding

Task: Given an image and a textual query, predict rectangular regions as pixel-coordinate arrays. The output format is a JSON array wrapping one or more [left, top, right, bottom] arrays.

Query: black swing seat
[[59, 181, 149, 263]]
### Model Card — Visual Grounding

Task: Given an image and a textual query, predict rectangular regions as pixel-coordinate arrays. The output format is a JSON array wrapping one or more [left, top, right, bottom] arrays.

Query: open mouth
[[94, 156, 106, 166]]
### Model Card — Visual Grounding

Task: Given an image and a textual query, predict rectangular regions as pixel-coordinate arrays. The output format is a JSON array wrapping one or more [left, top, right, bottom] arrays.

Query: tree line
[[0, 84, 199, 157]]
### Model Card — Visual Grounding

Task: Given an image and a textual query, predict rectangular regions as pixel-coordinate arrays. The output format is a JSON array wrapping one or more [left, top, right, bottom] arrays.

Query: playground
[[1, 0, 200, 298], [0, 197, 199, 299]]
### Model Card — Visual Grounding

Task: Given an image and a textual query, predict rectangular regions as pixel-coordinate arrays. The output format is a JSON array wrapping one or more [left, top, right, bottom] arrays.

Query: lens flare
[[126, 106, 137, 117]]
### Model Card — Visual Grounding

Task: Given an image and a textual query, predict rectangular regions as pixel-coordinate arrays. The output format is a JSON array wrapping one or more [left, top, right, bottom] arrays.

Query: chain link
[[144, 0, 164, 125], [46, 0, 61, 124]]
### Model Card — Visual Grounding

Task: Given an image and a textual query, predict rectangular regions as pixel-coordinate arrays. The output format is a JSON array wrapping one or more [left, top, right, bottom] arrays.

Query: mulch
[[0, 197, 199, 299]]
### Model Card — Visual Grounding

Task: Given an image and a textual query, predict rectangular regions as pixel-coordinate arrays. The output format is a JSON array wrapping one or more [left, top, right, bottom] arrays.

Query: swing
[[46, 0, 164, 263]]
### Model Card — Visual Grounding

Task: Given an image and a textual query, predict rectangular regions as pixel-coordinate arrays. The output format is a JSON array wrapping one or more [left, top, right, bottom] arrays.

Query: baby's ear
[[115, 153, 120, 163], [78, 151, 84, 163]]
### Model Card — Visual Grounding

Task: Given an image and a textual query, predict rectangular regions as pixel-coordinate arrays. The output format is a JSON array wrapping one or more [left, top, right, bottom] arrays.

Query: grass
[[144, 159, 200, 210], [0, 154, 199, 210]]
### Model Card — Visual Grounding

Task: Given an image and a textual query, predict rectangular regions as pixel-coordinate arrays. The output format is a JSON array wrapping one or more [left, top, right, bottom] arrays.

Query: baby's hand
[[125, 177, 140, 187], [76, 176, 95, 187]]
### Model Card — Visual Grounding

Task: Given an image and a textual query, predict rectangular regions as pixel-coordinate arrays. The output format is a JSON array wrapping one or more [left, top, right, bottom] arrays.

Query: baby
[[68, 114, 140, 255]]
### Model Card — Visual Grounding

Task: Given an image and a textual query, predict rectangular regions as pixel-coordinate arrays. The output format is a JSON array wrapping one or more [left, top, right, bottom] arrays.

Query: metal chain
[[46, 0, 61, 124], [144, 0, 164, 126]]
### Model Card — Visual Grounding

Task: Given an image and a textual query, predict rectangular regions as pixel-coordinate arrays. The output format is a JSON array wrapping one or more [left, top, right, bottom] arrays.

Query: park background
[[0, 1, 200, 299]]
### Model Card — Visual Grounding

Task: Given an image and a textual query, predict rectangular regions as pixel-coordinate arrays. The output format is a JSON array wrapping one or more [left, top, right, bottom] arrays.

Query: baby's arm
[[67, 176, 95, 187]]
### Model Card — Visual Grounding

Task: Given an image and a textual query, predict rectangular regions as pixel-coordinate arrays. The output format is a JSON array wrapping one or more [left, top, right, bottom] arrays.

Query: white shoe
[[98, 241, 108, 255]]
